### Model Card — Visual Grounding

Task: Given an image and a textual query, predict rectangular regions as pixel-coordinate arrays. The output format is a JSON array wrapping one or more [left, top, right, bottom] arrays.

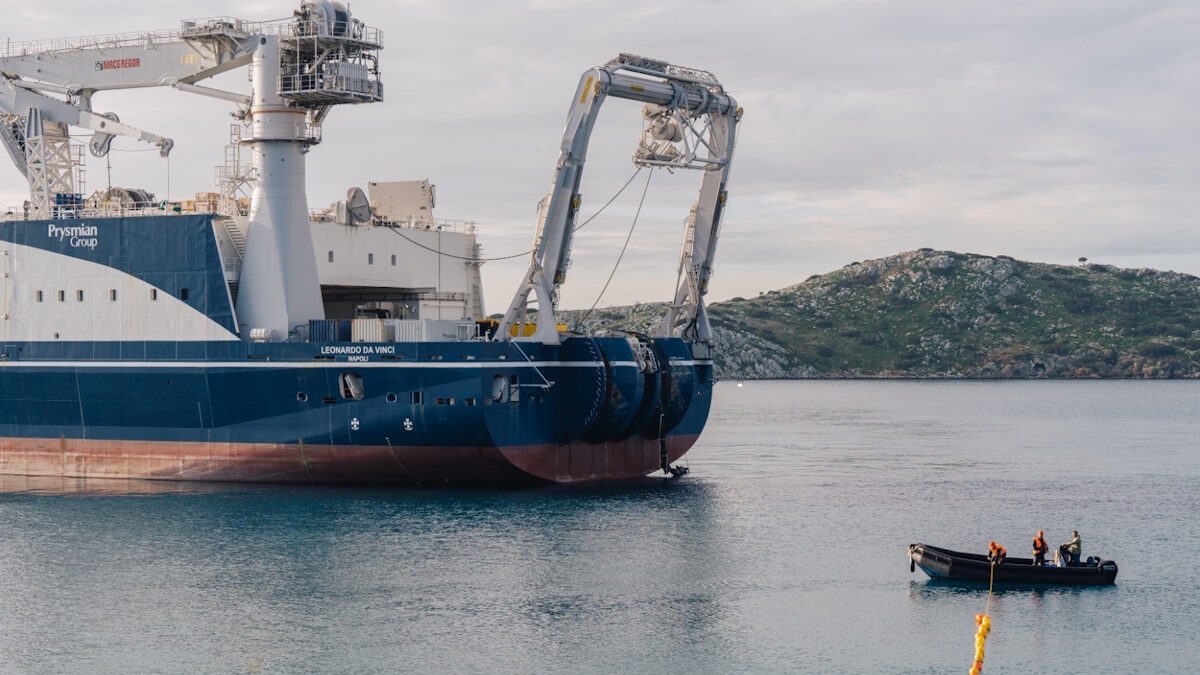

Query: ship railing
[[2, 18, 381, 59], [308, 212, 478, 234], [274, 19, 383, 48], [3, 28, 195, 58], [378, 217, 479, 235], [1, 204, 220, 220], [299, 316, 489, 345], [5, 205, 482, 227], [278, 72, 382, 104]]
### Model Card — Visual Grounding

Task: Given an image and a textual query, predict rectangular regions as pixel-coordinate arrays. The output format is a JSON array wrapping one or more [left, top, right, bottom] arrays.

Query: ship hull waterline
[[0, 435, 699, 486]]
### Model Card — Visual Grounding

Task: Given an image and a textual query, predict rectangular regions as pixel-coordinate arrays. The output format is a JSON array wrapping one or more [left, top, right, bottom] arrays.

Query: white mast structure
[[0, 1, 383, 340], [497, 54, 741, 349]]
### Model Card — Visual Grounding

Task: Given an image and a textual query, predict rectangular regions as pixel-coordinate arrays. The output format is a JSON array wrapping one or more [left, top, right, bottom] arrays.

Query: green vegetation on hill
[[562, 249, 1200, 379]]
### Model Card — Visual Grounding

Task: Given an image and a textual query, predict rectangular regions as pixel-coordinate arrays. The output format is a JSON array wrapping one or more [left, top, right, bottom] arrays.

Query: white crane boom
[[498, 54, 741, 346], [0, 25, 255, 93], [0, 78, 175, 155], [0, 21, 265, 217]]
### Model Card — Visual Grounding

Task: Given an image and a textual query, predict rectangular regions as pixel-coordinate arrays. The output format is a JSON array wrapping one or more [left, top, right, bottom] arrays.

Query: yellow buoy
[[970, 613, 991, 674], [969, 560, 996, 674]]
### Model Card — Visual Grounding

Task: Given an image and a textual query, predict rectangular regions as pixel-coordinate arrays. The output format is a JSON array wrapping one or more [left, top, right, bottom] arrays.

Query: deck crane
[[0, 1, 383, 340], [497, 54, 741, 350]]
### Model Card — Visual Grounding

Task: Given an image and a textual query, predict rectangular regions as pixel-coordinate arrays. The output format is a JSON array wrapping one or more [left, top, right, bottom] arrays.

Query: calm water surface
[[1, 381, 1197, 673]]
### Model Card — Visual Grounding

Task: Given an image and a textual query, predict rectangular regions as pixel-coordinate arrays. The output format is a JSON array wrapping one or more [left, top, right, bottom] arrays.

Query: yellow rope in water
[[969, 561, 996, 675]]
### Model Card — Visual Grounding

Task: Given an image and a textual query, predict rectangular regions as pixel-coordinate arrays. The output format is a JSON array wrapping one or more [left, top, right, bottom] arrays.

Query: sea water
[[0, 381, 1196, 673]]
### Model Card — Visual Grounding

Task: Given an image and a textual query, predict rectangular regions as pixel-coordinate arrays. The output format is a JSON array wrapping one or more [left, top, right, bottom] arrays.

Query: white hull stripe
[[0, 359, 707, 370]]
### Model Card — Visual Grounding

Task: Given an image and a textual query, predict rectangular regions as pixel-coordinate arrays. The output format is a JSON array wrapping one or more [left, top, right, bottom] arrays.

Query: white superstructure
[[212, 179, 486, 325]]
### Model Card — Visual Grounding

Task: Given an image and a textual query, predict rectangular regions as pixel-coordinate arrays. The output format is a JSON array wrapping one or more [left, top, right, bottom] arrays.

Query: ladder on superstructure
[[0, 114, 27, 176]]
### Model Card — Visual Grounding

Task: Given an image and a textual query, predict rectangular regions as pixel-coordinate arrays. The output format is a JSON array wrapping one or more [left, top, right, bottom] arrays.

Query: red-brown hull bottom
[[0, 435, 698, 486]]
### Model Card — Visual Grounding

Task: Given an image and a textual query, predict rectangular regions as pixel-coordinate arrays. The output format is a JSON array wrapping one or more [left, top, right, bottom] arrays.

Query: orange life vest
[[1033, 537, 1047, 554]]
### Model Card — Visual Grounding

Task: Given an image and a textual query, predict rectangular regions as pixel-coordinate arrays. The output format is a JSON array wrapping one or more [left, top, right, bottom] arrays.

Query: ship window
[[151, 289, 158, 301], [58, 290, 65, 302], [491, 375, 507, 403], [385, 392, 398, 403], [340, 372, 364, 400], [435, 397, 446, 405], [110, 289, 117, 301], [328, 251, 334, 263], [35, 290, 43, 302], [180, 288, 189, 301], [368, 253, 374, 265], [509, 375, 520, 403], [296, 392, 308, 402], [76, 290, 84, 302], [464, 398, 476, 406], [411, 391, 423, 406], [391, 254, 396, 266]]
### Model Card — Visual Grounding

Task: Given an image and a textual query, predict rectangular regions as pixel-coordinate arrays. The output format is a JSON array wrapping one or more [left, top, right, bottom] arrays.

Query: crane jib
[[497, 53, 741, 346]]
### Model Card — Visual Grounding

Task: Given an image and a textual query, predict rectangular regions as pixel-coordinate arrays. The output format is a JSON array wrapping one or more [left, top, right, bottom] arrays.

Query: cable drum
[[579, 336, 649, 444], [640, 337, 694, 440], [555, 337, 609, 444]]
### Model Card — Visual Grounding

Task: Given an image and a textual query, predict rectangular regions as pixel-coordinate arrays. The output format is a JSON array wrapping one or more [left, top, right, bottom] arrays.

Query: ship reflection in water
[[0, 471, 726, 672], [0, 474, 254, 497]]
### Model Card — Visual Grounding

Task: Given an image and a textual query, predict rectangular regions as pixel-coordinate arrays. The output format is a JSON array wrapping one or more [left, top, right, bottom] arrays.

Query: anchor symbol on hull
[[403, 418, 413, 431], [350, 417, 360, 431]]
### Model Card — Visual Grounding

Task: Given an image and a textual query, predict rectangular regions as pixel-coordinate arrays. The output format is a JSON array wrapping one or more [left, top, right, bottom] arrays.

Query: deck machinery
[[0, 2, 742, 485]]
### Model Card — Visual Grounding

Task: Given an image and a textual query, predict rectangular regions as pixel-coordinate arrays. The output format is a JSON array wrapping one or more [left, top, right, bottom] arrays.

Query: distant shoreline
[[564, 249, 1200, 380], [727, 375, 1200, 381]]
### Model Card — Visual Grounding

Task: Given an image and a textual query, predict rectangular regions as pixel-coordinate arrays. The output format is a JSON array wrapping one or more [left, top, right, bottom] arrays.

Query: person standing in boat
[[1032, 530, 1048, 566], [1058, 531, 1082, 565], [987, 540, 1006, 564]]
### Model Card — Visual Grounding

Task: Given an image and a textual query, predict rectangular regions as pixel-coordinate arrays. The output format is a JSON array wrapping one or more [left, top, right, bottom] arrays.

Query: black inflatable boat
[[908, 543, 1118, 586]]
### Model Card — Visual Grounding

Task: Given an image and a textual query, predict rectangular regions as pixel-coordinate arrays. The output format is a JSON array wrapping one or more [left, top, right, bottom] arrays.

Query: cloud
[[2, 0, 1196, 312]]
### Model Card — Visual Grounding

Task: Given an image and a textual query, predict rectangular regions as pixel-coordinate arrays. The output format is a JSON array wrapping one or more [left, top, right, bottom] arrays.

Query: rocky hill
[[562, 249, 1200, 379]]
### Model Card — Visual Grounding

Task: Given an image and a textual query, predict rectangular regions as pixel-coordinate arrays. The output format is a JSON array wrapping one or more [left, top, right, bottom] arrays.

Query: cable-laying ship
[[0, 2, 741, 484]]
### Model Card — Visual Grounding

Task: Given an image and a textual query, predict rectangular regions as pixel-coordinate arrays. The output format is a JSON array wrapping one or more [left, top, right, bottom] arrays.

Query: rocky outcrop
[[562, 250, 1200, 379]]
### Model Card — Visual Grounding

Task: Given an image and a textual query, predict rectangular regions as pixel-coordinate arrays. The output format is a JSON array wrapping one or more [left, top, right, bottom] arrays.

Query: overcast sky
[[3, 0, 1197, 312]]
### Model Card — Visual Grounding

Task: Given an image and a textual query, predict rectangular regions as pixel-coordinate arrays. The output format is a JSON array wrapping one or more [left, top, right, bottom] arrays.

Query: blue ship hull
[[0, 215, 714, 484], [0, 337, 713, 484]]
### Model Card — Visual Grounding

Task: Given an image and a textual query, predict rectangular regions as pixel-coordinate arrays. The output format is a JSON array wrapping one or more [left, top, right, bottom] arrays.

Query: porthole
[[386, 392, 398, 403], [296, 392, 308, 402]]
